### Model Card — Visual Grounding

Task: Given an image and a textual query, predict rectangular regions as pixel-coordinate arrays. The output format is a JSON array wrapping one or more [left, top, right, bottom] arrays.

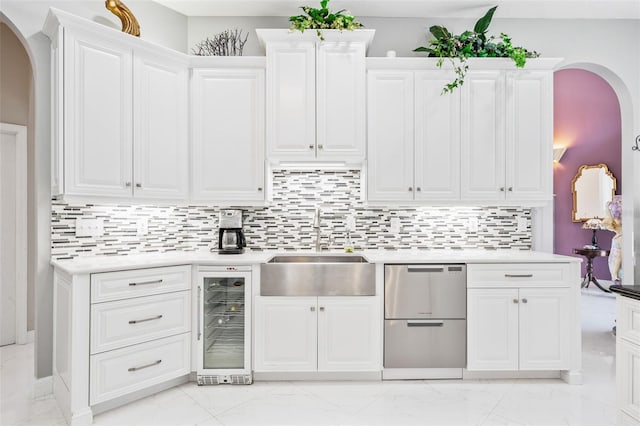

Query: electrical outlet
[[389, 217, 401, 235], [136, 218, 149, 236], [517, 217, 528, 233], [75, 218, 104, 237], [468, 217, 479, 233], [345, 215, 356, 232]]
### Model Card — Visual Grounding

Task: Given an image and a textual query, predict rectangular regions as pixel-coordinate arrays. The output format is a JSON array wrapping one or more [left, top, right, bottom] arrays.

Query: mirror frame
[[571, 163, 617, 222]]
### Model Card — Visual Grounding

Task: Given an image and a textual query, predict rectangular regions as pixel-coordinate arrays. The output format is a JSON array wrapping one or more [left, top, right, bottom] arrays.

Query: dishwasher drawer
[[384, 319, 466, 368]]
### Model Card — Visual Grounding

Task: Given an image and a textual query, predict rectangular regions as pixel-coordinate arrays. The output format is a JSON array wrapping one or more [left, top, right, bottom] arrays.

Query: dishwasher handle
[[407, 320, 445, 327], [407, 266, 444, 273]]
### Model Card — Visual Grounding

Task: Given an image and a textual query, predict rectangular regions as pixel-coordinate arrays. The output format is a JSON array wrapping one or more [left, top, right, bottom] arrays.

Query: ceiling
[[150, 0, 640, 19]]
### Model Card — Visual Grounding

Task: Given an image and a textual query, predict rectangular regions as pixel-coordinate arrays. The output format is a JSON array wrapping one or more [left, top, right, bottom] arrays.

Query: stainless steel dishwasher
[[383, 264, 466, 380]]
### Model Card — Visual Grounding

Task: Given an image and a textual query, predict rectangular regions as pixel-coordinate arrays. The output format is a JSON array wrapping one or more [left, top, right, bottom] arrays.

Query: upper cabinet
[[257, 29, 374, 163], [366, 58, 560, 206], [44, 9, 189, 201], [190, 60, 265, 202]]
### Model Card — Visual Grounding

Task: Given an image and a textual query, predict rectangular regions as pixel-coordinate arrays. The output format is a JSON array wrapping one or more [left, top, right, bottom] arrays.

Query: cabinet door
[[467, 288, 519, 370], [414, 71, 461, 201], [317, 297, 381, 371], [366, 71, 414, 202], [191, 68, 265, 201], [253, 297, 317, 371], [316, 42, 366, 161], [133, 52, 188, 199], [617, 339, 640, 421], [460, 70, 506, 201], [506, 71, 553, 201], [64, 30, 133, 197], [518, 288, 570, 370], [265, 42, 316, 160]]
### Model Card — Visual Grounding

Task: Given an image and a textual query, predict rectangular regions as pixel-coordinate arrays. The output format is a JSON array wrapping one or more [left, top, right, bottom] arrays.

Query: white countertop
[[51, 249, 580, 275]]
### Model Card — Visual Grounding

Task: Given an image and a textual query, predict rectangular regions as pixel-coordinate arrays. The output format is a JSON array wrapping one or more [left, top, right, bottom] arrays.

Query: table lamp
[[582, 218, 603, 248]]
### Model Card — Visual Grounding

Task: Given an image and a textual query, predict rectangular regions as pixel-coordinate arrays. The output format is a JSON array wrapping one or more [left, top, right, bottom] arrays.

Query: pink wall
[[554, 69, 622, 281]]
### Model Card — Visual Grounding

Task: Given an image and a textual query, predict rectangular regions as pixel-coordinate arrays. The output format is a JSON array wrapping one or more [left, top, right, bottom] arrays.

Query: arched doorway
[[553, 63, 635, 285]]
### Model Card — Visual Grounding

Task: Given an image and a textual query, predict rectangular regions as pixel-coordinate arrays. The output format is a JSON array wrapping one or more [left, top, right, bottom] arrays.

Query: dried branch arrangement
[[192, 29, 249, 56]]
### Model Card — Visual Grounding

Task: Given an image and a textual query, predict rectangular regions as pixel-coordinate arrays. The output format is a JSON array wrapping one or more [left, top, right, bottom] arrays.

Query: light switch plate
[[389, 217, 401, 235], [75, 218, 104, 237], [345, 215, 356, 232], [468, 217, 479, 233], [517, 217, 528, 233]]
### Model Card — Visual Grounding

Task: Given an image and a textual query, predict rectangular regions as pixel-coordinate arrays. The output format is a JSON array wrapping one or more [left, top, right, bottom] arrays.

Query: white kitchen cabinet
[[367, 69, 460, 202], [461, 69, 552, 202], [52, 265, 192, 425], [254, 296, 380, 372], [44, 10, 189, 201], [616, 295, 640, 423], [191, 67, 265, 202], [467, 264, 573, 372], [258, 29, 374, 163]]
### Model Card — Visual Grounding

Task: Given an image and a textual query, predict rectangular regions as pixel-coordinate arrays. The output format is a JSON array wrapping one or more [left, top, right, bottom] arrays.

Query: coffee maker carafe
[[218, 209, 246, 254]]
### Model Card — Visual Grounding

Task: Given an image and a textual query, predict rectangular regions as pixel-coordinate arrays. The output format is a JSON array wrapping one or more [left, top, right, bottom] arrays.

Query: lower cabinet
[[466, 264, 573, 371], [616, 295, 640, 423], [254, 296, 380, 372]]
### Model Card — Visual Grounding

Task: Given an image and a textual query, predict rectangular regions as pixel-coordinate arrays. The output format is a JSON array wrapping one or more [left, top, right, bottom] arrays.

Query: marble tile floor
[[1, 289, 617, 426]]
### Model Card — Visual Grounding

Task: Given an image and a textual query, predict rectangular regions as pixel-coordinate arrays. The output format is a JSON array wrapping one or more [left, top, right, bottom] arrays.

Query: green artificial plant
[[289, 0, 363, 40], [414, 6, 540, 94]]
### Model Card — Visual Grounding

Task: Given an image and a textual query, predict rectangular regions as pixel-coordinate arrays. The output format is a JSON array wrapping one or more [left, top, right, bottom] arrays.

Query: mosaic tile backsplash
[[51, 170, 532, 259]]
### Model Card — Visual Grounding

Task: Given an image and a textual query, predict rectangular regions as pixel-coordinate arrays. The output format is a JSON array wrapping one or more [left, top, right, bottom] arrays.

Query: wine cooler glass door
[[199, 270, 251, 374]]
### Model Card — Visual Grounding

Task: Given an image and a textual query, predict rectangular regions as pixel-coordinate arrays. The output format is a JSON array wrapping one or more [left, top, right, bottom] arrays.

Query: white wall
[[0, 0, 187, 379]]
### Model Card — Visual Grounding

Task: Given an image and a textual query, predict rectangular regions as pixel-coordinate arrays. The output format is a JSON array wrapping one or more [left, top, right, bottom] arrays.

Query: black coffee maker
[[218, 209, 246, 254]]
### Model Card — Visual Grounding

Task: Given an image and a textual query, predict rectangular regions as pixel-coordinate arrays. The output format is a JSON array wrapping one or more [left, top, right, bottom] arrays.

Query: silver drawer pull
[[504, 274, 533, 278], [407, 267, 444, 273], [128, 359, 161, 372], [407, 320, 444, 327], [129, 279, 163, 286], [128, 314, 163, 324]]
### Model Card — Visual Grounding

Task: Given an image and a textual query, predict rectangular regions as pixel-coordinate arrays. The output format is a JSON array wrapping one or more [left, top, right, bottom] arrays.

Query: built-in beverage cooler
[[197, 266, 252, 385]]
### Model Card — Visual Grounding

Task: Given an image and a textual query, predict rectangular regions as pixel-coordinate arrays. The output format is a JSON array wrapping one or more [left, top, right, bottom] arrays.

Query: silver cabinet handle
[[258, 187, 263, 191], [407, 266, 444, 273], [500, 187, 505, 192], [128, 314, 162, 324], [135, 183, 142, 188], [308, 145, 314, 149], [504, 274, 533, 278], [407, 320, 444, 327], [408, 187, 413, 191], [508, 187, 513, 192], [129, 279, 163, 286], [522, 298, 528, 304], [128, 359, 161, 372], [513, 299, 519, 304], [310, 306, 316, 312], [416, 187, 421, 192], [125, 182, 132, 187], [197, 286, 202, 341], [319, 306, 325, 311], [318, 144, 324, 149]]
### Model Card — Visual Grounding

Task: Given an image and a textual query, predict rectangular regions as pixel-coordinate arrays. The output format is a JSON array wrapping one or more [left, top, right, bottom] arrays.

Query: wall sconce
[[553, 146, 568, 163]]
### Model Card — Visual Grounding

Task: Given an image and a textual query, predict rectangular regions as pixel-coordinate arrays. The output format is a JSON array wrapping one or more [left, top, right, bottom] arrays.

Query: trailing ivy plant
[[414, 6, 540, 94], [289, 0, 363, 40]]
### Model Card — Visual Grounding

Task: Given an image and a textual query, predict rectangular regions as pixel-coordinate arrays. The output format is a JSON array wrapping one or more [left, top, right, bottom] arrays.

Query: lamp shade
[[582, 218, 603, 230]]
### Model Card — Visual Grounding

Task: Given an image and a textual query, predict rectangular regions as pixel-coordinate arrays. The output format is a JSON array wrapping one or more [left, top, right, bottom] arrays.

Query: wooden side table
[[573, 248, 611, 293]]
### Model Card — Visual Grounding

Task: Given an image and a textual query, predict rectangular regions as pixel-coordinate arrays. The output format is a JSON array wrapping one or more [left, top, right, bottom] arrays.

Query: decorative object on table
[[602, 195, 623, 281], [413, 6, 540, 94], [289, 0, 363, 41], [571, 163, 617, 222], [192, 29, 249, 56], [573, 247, 611, 293], [582, 218, 604, 249], [105, 0, 140, 37]]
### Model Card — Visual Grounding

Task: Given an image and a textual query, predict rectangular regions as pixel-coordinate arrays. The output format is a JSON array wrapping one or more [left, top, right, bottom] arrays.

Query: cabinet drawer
[[91, 265, 191, 303], [91, 291, 191, 354], [90, 333, 190, 405], [467, 263, 571, 288], [618, 296, 640, 346]]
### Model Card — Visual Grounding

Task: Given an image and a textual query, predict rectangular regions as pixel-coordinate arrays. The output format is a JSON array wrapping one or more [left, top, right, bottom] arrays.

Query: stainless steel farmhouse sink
[[260, 254, 375, 296]]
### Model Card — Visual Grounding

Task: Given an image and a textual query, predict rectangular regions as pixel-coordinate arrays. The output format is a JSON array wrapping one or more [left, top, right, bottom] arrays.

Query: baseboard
[[33, 375, 53, 398], [463, 369, 561, 380], [253, 371, 382, 381], [383, 368, 463, 380], [560, 370, 583, 385]]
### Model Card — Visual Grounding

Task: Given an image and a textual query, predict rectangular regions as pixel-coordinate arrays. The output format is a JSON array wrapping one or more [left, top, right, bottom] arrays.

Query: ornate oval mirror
[[571, 164, 617, 222]]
